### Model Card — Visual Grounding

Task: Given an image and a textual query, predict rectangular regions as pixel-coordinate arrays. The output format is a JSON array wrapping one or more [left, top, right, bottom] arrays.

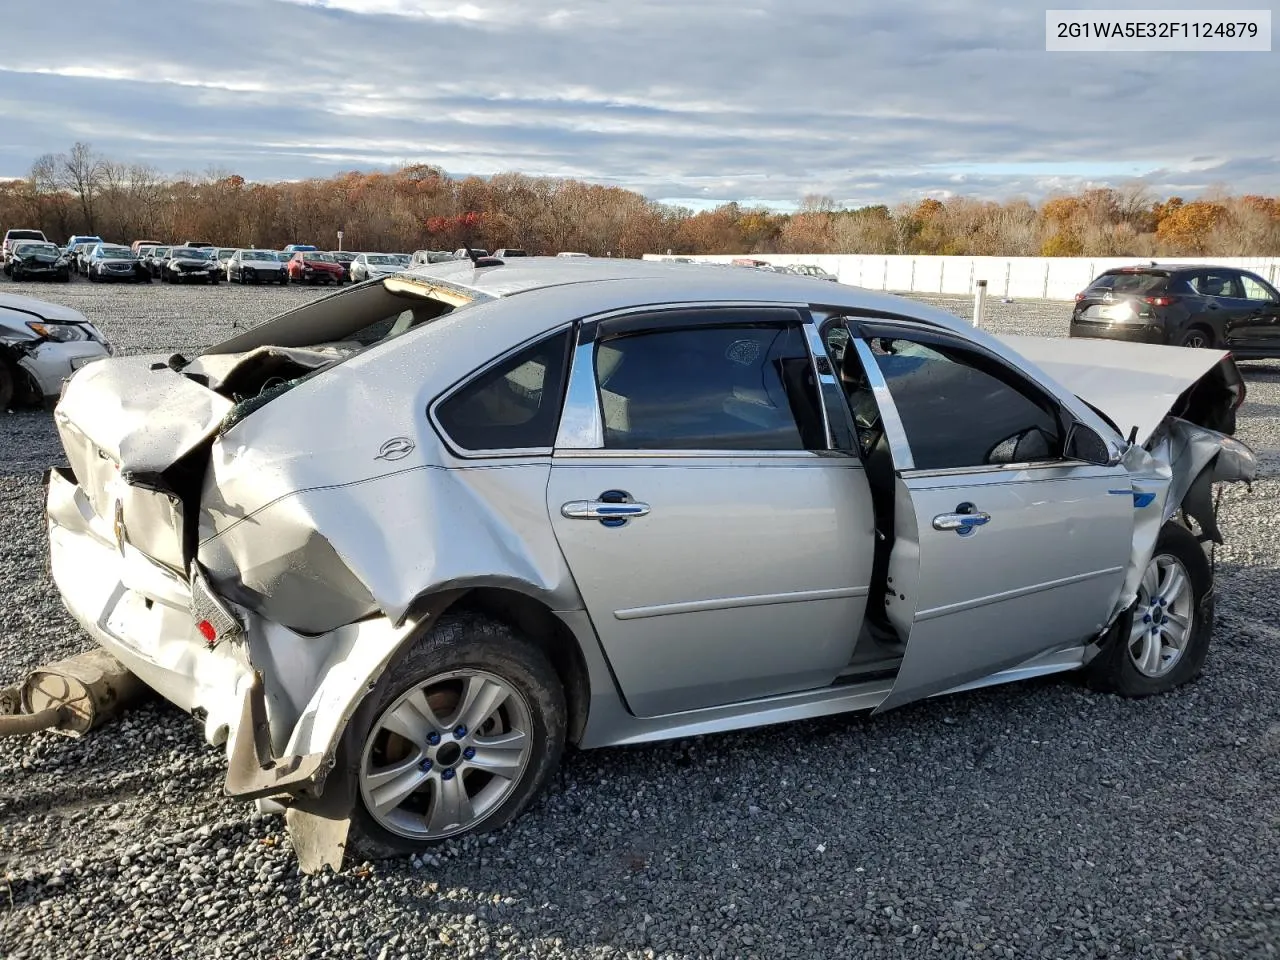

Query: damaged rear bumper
[[44, 466, 343, 800]]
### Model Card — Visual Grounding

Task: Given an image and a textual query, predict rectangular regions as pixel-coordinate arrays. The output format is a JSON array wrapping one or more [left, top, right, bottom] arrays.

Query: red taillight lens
[[196, 619, 217, 644], [1075, 292, 1084, 301], [1143, 295, 1176, 306]]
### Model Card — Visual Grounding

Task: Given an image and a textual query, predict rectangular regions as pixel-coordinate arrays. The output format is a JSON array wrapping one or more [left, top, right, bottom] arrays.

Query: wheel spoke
[[1140, 562, 1159, 599], [1129, 613, 1149, 643], [427, 773, 476, 833], [1140, 628, 1163, 675], [379, 689, 445, 748], [451, 676, 509, 732], [365, 757, 431, 816], [466, 729, 528, 780], [1165, 611, 1190, 632], [1162, 567, 1187, 603]]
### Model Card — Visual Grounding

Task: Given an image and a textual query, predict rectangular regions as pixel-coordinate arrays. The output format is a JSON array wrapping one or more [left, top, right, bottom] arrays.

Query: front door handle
[[933, 502, 990, 536], [561, 490, 650, 526]]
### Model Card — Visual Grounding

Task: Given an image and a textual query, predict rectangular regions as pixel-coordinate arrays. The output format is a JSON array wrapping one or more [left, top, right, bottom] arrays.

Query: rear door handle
[[561, 490, 650, 526], [561, 500, 650, 519], [932, 504, 990, 536]]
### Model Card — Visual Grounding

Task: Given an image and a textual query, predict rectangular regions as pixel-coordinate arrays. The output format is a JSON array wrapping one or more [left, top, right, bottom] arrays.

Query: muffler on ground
[[0, 648, 148, 737]]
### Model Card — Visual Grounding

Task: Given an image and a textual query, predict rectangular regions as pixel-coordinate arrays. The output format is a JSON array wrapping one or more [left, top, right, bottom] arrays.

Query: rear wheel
[[0, 361, 14, 410], [1180, 326, 1214, 349], [346, 613, 566, 860], [1086, 521, 1212, 696]]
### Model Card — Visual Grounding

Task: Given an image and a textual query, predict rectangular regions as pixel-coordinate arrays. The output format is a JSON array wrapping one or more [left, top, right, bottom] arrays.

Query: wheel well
[[441, 587, 592, 745], [1183, 323, 1215, 345]]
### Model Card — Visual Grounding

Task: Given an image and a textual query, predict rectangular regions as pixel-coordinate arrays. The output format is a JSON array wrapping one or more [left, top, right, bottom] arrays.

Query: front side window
[[435, 330, 572, 452], [870, 338, 1062, 470], [1240, 274, 1278, 302], [594, 319, 822, 451]]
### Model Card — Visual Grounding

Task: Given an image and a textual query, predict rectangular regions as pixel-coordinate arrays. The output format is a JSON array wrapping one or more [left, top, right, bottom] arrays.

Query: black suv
[[1070, 264, 1280, 357]]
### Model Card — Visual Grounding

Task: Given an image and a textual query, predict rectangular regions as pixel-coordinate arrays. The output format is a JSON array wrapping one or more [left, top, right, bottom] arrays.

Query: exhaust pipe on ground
[[0, 648, 148, 737]]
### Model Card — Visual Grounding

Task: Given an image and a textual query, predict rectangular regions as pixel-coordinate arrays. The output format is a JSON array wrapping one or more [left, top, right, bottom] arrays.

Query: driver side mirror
[[1064, 422, 1118, 466]]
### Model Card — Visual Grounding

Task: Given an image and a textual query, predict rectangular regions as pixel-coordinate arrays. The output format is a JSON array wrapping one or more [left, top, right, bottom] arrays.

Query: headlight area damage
[[1000, 335, 1257, 634], [44, 278, 482, 871]]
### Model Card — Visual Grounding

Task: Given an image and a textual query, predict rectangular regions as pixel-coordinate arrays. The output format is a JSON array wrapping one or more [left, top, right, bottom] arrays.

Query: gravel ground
[[1, 278, 1278, 959]]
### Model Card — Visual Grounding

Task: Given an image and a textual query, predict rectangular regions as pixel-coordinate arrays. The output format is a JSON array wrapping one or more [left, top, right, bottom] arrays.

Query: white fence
[[642, 254, 1280, 301]]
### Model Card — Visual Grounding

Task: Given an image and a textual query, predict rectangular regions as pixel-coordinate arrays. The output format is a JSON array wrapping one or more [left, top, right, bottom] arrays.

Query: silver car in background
[[44, 259, 1255, 871], [227, 249, 290, 285], [350, 252, 411, 282], [0, 292, 112, 408]]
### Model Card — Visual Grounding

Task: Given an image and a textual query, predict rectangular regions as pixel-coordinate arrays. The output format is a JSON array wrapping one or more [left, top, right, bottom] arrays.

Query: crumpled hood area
[[0, 292, 89, 325], [998, 334, 1230, 445]]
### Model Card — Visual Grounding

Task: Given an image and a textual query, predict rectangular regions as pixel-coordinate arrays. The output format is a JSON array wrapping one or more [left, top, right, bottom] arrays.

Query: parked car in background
[[131, 239, 161, 254], [86, 244, 151, 283], [40, 259, 1255, 869], [287, 250, 345, 285], [0, 291, 112, 408], [2, 229, 48, 263], [492, 248, 528, 258], [786, 264, 838, 281], [1070, 264, 1280, 357], [227, 249, 289, 285], [556, 252, 589, 257], [181, 241, 215, 249], [410, 250, 455, 266], [283, 244, 317, 253], [731, 257, 770, 268], [453, 247, 489, 259], [349, 252, 409, 283], [215, 248, 237, 268], [144, 246, 173, 278], [162, 246, 221, 284], [6, 241, 71, 282], [63, 235, 103, 260], [330, 250, 357, 282]]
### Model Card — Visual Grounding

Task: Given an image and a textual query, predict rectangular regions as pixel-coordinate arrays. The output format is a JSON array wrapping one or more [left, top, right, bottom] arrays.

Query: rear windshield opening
[[1093, 272, 1168, 295]]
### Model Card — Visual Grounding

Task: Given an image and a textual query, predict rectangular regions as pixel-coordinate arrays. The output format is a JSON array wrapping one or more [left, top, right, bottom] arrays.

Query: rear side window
[[871, 339, 1062, 471], [1191, 271, 1243, 298], [594, 321, 822, 450], [436, 330, 572, 452]]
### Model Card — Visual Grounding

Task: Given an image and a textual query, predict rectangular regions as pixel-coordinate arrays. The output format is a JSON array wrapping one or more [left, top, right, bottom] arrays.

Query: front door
[[546, 307, 877, 717], [837, 327, 1136, 712]]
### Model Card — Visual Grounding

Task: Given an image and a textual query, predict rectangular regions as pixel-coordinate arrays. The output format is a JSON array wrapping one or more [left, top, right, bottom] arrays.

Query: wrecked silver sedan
[[44, 259, 1256, 869]]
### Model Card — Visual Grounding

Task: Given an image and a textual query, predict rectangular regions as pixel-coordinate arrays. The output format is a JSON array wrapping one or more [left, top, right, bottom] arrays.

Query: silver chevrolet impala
[[44, 258, 1256, 870]]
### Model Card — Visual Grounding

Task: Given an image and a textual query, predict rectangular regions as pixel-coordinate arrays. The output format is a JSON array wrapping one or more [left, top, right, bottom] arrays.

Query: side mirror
[[1065, 422, 1117, 466]]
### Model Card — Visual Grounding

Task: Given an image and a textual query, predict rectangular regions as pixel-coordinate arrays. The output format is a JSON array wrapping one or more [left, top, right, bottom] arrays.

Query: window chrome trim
[[798, 318, 835, 449], [850, 338, 915, 471], [427, 322, 573, 460], [554, 340, 604, 450], [901, 461, 1118, 481]]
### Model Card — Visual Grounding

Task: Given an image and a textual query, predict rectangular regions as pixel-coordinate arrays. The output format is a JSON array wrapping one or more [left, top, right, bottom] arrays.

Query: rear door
[[833, 320, 1135, 711], [545, 306, 876, 717]]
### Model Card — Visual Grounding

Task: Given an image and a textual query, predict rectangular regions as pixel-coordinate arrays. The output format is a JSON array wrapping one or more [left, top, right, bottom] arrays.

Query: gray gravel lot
[[1, 278, 1278, 959]]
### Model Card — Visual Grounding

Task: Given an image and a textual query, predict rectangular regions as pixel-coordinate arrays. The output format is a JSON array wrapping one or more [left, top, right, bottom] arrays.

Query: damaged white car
[[1, 292, 112, 409], [44, 259, 1256, 870]]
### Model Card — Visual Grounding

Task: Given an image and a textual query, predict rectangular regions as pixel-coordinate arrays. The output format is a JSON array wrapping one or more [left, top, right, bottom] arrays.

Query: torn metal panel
[[1105, 417, 1258, 628], [997, 334, 1229, 444]]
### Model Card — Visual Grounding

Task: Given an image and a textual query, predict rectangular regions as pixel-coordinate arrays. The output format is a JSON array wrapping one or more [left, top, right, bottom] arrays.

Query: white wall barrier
[[643, 253, 1280, 301]]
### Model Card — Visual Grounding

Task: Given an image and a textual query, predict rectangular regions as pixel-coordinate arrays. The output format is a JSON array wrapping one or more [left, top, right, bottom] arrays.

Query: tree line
[[2, 143, 1278, 257]]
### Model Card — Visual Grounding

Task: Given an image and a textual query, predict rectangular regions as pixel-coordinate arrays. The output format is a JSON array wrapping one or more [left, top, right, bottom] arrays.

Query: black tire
[[0, 361, 14, 410], [1180, 326, 1215, 349], [1086, 521, 1213, 696], [11, 268, 21, 282], [344, 612, 566, 861]]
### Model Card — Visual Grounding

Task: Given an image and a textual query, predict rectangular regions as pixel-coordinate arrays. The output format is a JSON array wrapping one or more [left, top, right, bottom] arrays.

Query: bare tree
[[58, 142, 106, 233]]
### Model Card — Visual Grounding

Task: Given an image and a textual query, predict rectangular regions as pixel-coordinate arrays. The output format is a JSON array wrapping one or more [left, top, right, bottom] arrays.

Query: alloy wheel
[[1128, 552, 1195, 678], [358, 669, 533, 840]]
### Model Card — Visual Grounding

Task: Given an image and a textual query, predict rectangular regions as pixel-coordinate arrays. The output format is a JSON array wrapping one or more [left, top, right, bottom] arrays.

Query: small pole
[[973, 279, 988, 328], [337, 230, 344, 252]]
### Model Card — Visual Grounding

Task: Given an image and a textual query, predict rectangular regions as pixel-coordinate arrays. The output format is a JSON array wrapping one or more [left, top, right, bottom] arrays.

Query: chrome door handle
[[933, 503, 990, 536], [561, 489, 650, 526], [561, 500, 651, 519]]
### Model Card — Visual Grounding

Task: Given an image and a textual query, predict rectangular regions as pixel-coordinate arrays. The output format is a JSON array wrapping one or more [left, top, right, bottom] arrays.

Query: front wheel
[[345, 613, 566, 860], [1086, 521, 1212, 696]]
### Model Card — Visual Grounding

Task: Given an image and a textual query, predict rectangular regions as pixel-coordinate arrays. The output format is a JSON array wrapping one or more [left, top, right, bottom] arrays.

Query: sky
[[0, 0, 1276, 210]]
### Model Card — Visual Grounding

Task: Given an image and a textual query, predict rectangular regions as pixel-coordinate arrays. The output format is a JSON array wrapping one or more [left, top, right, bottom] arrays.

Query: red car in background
[[287, 250, 346, 285]]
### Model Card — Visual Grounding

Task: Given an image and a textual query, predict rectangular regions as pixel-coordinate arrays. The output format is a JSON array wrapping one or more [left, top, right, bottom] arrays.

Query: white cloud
[[0, 0, 1276, 205]]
